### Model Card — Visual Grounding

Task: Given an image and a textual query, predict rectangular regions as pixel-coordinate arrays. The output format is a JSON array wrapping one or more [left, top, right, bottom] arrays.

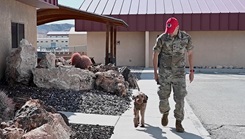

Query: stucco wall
[[69, 34, 87, 47], [0, 0, 37, 79], [148, 32, 162, 67], [87, 32, 145, 66], [148, 31, 245, 68], [188, 31, 245, 67], [87, 32, 106, 64], [69, 33, 87, 53], [87, 30, 245, 68]]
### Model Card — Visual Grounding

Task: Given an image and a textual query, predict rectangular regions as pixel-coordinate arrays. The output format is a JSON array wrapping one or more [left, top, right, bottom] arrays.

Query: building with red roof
[[75, 0, 245, 68]]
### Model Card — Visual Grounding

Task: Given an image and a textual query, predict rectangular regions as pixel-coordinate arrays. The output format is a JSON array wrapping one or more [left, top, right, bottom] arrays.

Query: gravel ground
[[0, 67, 143, 139], [0, 84, 131, 139], [70, 124, 114, 139]]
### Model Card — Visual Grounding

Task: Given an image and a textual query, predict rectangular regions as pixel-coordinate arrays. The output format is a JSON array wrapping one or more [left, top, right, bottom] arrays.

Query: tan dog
[[132, 91, 148, 127]]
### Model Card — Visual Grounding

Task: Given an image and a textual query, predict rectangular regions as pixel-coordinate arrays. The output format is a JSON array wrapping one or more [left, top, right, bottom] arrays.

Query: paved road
[[186, 73, 245, 139]]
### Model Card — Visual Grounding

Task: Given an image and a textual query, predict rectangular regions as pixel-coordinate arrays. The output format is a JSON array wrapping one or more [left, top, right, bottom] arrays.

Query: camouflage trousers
[[158, 70, 187, 121]]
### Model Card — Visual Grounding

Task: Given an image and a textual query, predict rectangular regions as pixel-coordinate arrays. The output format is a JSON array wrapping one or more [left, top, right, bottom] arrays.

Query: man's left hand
[[189, 72, 194, 83]]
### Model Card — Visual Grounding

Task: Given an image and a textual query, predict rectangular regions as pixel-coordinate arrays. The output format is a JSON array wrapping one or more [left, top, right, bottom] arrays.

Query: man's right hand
[[152, 51, 160, 84], [154, 73, 159, 84]]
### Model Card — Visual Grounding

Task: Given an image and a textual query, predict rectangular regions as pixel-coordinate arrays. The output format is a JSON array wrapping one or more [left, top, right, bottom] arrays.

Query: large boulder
[[0, 99, 71, 139], [119, 66, 139, 90], [37, 52, 56, 68], [95, 70, 129, 96], [21, 113, 71, 139], [32, 67, 95, 91], [5, 39, 37, 85]]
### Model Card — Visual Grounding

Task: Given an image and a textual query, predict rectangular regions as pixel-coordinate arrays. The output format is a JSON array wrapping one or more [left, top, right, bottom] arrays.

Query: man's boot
[[176, 120, 184, 132], [161, 113, 169, 126]]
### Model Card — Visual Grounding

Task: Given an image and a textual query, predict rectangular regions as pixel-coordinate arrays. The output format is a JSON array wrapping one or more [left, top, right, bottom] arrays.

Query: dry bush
[[0, 91, 15, 122]]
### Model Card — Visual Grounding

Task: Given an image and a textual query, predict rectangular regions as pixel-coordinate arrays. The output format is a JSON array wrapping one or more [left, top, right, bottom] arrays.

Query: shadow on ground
[[170, 127, 203, 139], [136, 123, 167, 139]]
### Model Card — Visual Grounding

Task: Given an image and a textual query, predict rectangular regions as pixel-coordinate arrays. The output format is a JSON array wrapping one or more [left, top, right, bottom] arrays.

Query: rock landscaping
[[0, 40, 140, 139]]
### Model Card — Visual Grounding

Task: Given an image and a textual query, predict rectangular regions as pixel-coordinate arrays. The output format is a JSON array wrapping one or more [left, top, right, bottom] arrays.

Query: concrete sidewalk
[[110, 69, 211, 139], [61, 69, 211, 139]]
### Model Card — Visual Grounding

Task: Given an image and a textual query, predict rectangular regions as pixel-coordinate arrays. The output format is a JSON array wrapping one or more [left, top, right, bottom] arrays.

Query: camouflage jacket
[[153, 31, 194, 74]]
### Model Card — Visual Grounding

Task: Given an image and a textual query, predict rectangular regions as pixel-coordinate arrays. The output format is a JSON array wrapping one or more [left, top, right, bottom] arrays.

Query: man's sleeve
[[186, 36, 194, 51], [153, 37, 162, 53]]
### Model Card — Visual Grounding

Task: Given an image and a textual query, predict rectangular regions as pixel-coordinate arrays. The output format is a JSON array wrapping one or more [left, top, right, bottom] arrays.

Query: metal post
[[110, 25, 114, 64], [113, 26, 117, 65], [105, 24, 110, 64]]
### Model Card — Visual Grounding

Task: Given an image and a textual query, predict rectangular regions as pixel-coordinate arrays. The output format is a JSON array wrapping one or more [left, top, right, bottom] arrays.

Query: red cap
[[165, 17, 179, 34]]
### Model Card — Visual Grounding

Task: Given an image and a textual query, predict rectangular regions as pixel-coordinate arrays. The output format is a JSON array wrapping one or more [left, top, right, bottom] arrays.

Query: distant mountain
[[37, 23, 74, 34]]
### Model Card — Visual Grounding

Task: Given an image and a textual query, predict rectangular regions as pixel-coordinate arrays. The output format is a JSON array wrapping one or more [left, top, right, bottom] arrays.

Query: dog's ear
[[132, 95, 136, 100], [143, 95, 148, 103]]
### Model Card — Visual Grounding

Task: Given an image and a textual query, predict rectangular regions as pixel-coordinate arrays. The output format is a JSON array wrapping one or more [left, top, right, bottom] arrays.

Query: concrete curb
[[194, 69, 245, 74], [185, 100, 211, 139], [135, 67, 245, 75], [59, 111, 120, 126]]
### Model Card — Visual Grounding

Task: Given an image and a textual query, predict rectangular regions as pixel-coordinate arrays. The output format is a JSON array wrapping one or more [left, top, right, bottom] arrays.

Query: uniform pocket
[[173, 44, 185, 54], [180, 39, 188, 46]]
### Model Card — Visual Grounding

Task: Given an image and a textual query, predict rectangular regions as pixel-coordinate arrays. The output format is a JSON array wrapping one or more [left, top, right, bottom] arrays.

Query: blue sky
[[48, 0, 84, 24], [58, 0, 83, 9]]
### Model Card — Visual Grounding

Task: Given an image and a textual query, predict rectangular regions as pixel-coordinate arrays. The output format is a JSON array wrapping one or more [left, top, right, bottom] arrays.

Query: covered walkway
[[37, 4, 128, 64]]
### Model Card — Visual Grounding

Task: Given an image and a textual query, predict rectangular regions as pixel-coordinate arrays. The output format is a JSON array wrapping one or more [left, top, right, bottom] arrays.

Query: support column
[[113, 27, 117, 65], [145, 31, 150, 68], [110, 26, 114, 64], [105, 24, 110, 64]]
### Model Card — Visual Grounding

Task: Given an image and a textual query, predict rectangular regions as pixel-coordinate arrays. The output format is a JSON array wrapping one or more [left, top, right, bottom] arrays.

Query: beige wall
[[87, 32, 145, 66], [148, 31, 245, 68], [116, 32, 145, 66], [69, 33, 87, 53], [148, 32, 162, 67], [87, 32, 106, 64], [188, 31, 245, 67], [0, 0, 37, 79], [69, 34, 87, 47], [88, 30, 245, 68]]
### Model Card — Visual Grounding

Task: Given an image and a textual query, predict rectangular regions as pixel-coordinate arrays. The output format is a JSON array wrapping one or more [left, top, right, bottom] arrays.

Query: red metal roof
[[75, 0, 245, 31], [79, 0, 245, 14]]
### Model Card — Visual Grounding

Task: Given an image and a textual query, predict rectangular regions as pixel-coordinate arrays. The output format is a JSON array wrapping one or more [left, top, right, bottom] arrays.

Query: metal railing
[[37, 45, 87, 53]]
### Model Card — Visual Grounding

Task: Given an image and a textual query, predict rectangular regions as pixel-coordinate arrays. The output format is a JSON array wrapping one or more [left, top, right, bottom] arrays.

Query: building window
[[11, 22, 25, 48]]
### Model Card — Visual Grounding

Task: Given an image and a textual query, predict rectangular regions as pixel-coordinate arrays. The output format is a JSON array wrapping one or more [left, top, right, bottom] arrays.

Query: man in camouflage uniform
[[152, 17, 194, 132]]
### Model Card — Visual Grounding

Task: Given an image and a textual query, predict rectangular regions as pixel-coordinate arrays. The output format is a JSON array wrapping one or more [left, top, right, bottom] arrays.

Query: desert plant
[[71, 53, 92, 69], [0, 91, 15, 122]]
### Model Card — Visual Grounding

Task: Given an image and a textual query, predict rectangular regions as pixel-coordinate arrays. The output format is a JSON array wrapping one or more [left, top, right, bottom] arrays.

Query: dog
[[132, 91, 148, 127]]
